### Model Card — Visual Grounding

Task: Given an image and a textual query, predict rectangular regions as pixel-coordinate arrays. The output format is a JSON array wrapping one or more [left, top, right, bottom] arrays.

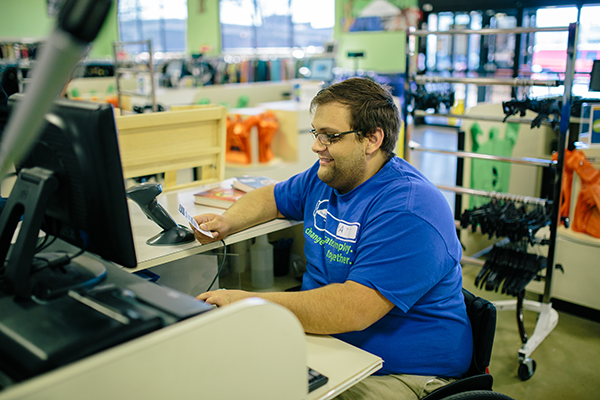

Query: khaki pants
[[334, 374, 455, 400]]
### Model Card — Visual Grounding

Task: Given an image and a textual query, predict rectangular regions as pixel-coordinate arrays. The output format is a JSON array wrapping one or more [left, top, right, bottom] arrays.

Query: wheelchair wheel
[[442, 390, 516, 400]]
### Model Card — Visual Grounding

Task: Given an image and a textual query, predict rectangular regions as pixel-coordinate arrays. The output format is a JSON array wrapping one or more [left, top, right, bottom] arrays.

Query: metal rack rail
[[410, 145, 556, 168], [412, 76, 561, 87], [436, 185, 550, 206], [412, 110, 554, 126], [408, 26, 572, 36]]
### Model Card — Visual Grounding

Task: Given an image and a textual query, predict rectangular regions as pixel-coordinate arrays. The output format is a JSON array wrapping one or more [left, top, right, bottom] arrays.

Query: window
[[118, 0, 188, 54], [425, 11, 486, 73], [529, 5, 600, 98], [220, 0, 335, 54]]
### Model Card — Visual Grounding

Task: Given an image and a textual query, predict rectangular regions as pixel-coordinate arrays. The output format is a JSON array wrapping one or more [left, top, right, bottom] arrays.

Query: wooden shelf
[[116, 105, 227, 191]]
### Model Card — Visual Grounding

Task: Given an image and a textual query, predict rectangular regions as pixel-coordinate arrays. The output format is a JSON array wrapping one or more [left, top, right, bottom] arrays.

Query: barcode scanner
[[126, 182, 194, 246]]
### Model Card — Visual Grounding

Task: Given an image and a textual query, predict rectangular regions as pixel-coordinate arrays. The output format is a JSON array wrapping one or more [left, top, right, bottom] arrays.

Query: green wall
[[0, 0, 118, 59], [334, 0, 418, 73], [186, 1, 221, 57], [336, 30, 407, 73], [0, 0, 54, 39]]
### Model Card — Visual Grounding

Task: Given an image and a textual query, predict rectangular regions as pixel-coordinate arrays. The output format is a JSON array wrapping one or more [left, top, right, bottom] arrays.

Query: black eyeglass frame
[[309, 129, 361, 145]]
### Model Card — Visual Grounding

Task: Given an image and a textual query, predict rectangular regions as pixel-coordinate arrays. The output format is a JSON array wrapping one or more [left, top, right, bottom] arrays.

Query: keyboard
[[308, 367, 328, 393]]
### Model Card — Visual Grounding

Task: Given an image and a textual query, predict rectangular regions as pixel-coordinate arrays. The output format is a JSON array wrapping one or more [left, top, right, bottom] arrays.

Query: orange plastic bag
[[256, 111, 278, 163], [225, 114, 252, 164], [225, 112, 279, 164], [556, 149, 600, 238]]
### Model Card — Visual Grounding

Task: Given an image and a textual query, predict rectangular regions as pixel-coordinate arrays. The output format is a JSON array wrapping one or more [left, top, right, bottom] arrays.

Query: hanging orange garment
[[257, 111, 278, 163], [573, 181, 600, 238], [571, 152, 600, 238], [226, 114, 252, 164]]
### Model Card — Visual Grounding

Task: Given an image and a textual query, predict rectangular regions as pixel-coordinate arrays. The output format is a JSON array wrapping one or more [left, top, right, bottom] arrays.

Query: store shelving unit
[[0, 39, 43, 93], [112, 39, 157, 114], [404, 23, 578, 380]]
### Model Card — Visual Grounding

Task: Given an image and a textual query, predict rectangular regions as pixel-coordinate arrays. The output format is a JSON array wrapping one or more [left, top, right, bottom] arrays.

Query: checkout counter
[[0, 185, 382, 400]]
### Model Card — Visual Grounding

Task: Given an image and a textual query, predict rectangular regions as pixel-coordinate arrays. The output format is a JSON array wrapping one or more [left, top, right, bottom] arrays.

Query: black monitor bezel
[[7, 94, 137, 270]]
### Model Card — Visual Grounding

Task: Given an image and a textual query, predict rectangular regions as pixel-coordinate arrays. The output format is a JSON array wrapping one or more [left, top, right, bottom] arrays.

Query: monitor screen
[[310, 58, 335, 82], [1, 94, 137, 300]]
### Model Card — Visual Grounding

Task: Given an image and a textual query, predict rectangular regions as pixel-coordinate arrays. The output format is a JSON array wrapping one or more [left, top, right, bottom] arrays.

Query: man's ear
[[365, 128, 384, 155]]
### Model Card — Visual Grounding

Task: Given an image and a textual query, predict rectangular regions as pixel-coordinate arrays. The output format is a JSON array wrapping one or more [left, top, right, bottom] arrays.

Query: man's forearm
[[223, 185, 283, 234], [253, 282, 393, 334]]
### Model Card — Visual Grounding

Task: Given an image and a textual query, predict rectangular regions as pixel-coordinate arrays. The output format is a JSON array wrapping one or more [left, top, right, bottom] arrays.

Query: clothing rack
[[173, 54, 301, 85], [0, 38, 43, 94], [404, 23, 578, 381]]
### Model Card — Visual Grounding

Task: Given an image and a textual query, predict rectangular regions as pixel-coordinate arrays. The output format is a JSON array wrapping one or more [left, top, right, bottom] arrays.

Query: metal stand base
[[493, 299, 559, 380]]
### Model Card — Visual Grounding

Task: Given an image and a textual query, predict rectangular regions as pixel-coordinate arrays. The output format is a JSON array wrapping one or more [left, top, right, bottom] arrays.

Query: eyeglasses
[[309, 129, 361, 145]]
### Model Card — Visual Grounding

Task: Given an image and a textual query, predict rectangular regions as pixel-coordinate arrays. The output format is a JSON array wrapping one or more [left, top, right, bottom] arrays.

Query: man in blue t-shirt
[[195, 77, 472, 399]]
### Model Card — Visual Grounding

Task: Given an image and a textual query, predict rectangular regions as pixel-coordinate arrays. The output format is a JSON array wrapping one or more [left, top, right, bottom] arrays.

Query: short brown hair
[[309, 77, 400, 159]]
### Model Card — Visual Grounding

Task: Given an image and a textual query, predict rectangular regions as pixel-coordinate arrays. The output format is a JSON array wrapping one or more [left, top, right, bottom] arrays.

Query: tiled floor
[[410, 124, 600, 399]]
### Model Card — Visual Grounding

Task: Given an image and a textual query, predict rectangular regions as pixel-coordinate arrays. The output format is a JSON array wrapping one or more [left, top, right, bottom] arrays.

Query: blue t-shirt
[[274, 157, 473, 377]]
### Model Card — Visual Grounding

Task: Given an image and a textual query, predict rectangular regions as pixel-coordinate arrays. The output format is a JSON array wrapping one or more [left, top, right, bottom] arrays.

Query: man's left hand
[[196, 289, 253, 307]]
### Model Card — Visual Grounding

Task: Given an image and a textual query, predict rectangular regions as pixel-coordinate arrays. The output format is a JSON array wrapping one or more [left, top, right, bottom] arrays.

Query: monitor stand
[[0, 167, 106, 300]]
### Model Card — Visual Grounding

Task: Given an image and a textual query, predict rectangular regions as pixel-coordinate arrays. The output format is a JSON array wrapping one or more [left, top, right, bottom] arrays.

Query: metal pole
[[414, 76, 560, 87], [410, 146, 555, 167], [113, 41, 123, 115], [436, 185, 550, 206], [512, 7, 524, 99], [412, 110, 556, 126], [543, 22, 578, 304], [147, 39, 157, 112], [403, 28, 415, 160], [410, 26, 570, 36]]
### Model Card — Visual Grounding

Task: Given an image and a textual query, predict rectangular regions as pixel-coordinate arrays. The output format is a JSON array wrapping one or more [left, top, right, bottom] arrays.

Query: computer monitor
[[0, 94, 137, 300], [310, 58, 335, 82]]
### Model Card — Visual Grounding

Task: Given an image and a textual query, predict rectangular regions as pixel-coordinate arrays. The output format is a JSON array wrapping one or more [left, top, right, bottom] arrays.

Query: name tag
[[336, 222, 358, 240]]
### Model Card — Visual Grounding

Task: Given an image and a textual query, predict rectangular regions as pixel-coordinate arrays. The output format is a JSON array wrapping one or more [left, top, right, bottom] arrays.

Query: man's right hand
[[192, 213, 232, 244], [191, 184, 282, 245]]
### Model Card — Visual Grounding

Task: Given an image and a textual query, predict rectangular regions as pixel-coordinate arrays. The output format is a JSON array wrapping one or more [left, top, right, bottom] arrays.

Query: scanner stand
[[126, 182, 195, 246], [146, 225, 195, 246]]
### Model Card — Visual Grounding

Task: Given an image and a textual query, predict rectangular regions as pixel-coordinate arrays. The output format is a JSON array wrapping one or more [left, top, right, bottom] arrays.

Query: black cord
[[34, 234, 49, 252], [32, 248, 86, 273], [1, 247, 86, 285], [3, 234, 57, 271], [35, 235, 57, 253], [206, 240, 227, 292]]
